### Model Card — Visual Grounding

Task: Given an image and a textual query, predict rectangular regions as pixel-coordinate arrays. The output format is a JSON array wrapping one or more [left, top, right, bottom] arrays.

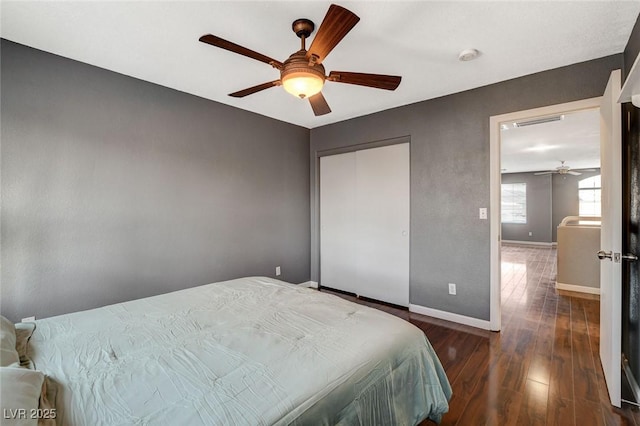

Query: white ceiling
[[501, 108, 601, 174], [2, 1, 639, 129]]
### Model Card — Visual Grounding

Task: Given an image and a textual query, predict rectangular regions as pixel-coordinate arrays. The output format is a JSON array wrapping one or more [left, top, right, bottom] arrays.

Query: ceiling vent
[[513, 115, 564, 128]]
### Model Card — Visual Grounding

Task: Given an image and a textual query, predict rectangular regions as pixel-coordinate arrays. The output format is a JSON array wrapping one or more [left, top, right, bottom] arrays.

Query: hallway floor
[[322, 244, 640, 425]]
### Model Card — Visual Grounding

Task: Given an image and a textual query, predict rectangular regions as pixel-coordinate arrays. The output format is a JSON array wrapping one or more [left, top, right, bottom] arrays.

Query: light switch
[[479, 208, 488, 220]]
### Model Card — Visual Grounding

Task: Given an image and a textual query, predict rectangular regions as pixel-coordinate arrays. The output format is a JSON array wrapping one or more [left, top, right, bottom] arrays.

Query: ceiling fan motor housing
[[281, 50, 326, 98]]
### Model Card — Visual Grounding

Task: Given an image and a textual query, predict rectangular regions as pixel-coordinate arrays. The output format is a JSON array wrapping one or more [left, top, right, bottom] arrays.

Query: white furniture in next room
[[556, 215, 602, 294]]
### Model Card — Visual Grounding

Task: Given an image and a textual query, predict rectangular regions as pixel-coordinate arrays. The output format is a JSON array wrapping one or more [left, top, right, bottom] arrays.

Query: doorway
[[489, 97, 602, 330], [490, 70, 634, 408]]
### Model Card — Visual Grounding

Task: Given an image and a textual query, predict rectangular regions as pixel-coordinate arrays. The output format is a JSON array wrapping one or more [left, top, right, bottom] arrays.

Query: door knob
[[597, 250, 613, 260], [621, 253, 638, 262]]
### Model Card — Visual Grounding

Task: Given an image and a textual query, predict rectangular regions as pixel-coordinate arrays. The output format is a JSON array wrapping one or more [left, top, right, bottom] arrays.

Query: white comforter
[[28, 277, 451, 425]]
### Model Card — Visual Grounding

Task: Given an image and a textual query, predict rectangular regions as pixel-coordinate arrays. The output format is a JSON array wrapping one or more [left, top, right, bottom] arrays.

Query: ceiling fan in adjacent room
[[198, 4, 401, 116], [534, 161, 596, 176]]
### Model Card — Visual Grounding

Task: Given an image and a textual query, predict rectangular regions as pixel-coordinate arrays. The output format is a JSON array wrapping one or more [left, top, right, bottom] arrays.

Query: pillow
[[0, 366, 45, 426], [14, 323, 36, 369], [0, 316, 19, 367]]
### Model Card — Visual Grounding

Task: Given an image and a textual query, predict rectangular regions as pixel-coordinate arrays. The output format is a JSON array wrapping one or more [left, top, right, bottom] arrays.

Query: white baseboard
[[501, 240, 555, 247], [409, 304, 493, 331], [555, 282, 600, 295], [299, 281, 318, 289]]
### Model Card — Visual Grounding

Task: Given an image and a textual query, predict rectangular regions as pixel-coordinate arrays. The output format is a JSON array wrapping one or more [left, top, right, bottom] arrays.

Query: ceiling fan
[[199, 4, 401, 116], [534, 161, 596, 176]]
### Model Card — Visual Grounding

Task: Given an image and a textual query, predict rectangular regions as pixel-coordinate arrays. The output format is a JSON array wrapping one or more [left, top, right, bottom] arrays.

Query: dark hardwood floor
[[321, 245, 640, 425]]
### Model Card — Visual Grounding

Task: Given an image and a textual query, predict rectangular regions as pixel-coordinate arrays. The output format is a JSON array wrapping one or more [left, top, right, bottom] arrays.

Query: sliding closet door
[[356, 143, 410, 306], [320, 152, 358, 294], [320, 143, 409, 306]]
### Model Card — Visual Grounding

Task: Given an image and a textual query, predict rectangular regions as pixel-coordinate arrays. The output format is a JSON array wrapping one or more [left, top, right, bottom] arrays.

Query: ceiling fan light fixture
[[282, 71, 325, 99]]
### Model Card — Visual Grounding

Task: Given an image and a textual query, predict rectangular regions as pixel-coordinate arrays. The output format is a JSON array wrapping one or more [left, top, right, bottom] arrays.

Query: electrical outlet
[[479, 208, 487, 220], [21, 316, 35, 322], [275, 266, 281, 276], [529, 231, 533, 236], [448, 283, 457, 295]]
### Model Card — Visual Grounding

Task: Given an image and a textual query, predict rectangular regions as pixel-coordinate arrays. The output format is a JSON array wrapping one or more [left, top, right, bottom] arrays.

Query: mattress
[[27, 277, 451, 425]]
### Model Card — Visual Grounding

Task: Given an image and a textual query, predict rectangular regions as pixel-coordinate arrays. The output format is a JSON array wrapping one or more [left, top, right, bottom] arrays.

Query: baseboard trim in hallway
[[555, 281, 601, 295]]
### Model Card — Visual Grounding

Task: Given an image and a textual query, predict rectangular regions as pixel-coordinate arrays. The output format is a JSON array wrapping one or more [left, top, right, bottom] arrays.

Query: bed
[[24, 277, 451, 425]]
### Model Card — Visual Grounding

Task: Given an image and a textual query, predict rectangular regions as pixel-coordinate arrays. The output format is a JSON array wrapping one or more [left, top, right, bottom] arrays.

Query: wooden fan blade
[[199, 34, 283, 69], [328, 71, 401, 90], [306, 4, 360, 64], [567, 171, 582, 176], [229, 80, 281, 98], [309, 92, 331, 116]]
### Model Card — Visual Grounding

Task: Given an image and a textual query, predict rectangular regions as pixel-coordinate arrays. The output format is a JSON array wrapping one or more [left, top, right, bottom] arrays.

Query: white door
[[320, 143, 410, 306], [599, 69, 622, 407], [356, 144, 410, 306], [320, 152, 358, 294]]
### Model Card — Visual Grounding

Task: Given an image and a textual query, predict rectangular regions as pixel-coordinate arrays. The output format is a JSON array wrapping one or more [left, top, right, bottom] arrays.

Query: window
[[579, 175, 601, 217], [501, 183, 527, 223]]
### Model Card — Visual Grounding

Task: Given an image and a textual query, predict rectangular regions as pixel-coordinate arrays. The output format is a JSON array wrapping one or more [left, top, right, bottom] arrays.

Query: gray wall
[[552, 169, 601, 241], [501, 173, 552, 243], [624, 13, 640, 82], [1, 40, 310, 322], [310, 55, 622, 321]]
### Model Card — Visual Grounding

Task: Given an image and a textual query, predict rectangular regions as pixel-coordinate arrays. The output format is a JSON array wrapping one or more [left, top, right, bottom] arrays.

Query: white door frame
[[489, 97, 602, 331]]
